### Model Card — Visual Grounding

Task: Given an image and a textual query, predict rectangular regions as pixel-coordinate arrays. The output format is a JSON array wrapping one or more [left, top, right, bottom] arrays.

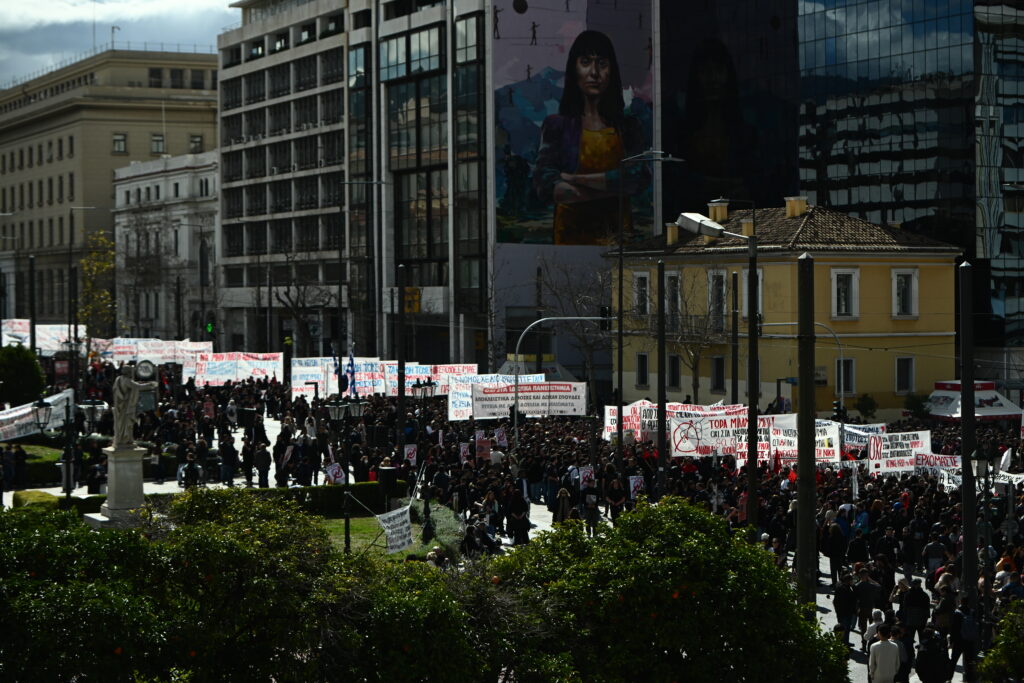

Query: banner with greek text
[[470, 382, 587, 419], [447, 374, 544, 421], [867, 431, 932, 476], [376, 506, 414, 553], [0, 389, 74, 441]]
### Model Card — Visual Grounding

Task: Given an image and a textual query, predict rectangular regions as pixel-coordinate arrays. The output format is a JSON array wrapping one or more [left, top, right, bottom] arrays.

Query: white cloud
[[0, 0, 230, 32]]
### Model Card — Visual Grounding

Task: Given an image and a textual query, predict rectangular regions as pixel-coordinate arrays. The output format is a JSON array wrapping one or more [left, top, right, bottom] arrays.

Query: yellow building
[[612, 197, 961, 420]]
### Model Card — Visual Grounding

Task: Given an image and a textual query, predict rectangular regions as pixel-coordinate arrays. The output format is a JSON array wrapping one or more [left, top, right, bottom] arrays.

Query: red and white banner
[[868, 431, 932, 476], [471, 382, 587, 418]]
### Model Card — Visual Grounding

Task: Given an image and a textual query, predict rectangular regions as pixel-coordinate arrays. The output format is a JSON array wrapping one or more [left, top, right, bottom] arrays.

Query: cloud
[[0, 0, 229, 32], [0, 3, 235, 86]]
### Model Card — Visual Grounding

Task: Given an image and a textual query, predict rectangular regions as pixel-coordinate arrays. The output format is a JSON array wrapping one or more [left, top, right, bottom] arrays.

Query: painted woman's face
[[575, 53, 610, 97]]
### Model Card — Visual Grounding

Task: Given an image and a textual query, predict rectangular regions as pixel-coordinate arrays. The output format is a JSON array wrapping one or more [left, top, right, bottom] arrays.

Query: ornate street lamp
[[32, 397, 52, 432]]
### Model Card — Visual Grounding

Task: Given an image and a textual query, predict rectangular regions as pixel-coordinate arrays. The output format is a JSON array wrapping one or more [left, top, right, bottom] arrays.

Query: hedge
[[11, 490, 59, 510], [23, 454, 179, 488]]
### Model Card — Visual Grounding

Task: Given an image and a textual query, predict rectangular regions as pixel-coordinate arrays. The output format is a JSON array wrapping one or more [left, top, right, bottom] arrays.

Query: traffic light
[[599, 305, 611, 331], [831, 399, 843, 422], [205, 320, 215, 337], [756, 312, 764, 337]]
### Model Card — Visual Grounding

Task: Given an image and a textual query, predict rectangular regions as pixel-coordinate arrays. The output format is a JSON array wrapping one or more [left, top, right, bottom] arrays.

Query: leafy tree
[[490, 498, 849, 682], [79, 230, 116, 342], [904, 392, 932, 420], [0, 344, 45, 406], [978, 599, 1024, 682], [854, 393, 878, 420]]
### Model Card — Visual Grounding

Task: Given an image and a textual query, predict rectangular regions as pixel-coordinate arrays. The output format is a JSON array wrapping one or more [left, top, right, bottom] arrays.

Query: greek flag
[[346, 348, 357, 397]]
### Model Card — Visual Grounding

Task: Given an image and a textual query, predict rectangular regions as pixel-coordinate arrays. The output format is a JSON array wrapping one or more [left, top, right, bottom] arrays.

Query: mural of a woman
[[533, 30, 649, 245]]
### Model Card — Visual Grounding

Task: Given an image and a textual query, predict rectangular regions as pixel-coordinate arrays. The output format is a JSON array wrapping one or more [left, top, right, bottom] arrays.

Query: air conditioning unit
[[271, 166, 278, 175], [291, 163, 298, 172], [318, 159, 325, 167]]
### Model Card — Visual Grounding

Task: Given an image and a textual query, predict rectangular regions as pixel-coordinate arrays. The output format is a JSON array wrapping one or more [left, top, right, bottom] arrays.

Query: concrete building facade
[[0, 48, 218, 336], [112, 152, 219, 340]]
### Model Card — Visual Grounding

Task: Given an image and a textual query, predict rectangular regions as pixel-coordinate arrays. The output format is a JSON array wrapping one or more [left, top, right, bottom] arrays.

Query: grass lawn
[[21, 444, 63, 462], [322, 513, 463, 558]]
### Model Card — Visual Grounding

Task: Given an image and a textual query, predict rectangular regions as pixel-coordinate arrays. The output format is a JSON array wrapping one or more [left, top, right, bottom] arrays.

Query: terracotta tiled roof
[[624, 204, 961, 256]]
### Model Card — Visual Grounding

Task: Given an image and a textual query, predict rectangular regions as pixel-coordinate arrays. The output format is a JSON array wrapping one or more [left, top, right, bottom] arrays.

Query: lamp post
[[67, 206, 96, 394], [32, 397, 52, 433], [675, 208, 760, 539], [328, 397, 364, 554], [616, 150, 682, 471]]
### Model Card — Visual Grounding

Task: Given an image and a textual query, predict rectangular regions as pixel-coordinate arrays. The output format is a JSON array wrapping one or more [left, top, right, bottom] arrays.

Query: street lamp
[[32, 397, 52, 432], [68, 206, 96, 395], [327, 398, 364, 554], [675, 205, 760, 539], [616, 150, 682, 470]]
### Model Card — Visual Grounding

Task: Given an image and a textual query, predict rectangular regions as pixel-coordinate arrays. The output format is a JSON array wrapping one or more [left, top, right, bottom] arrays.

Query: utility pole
[[795, 253, 817, 606], [656, 260, 667, 498]]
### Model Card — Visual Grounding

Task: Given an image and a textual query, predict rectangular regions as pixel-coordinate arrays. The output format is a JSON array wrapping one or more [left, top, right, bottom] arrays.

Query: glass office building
[[662, 0, 1024, 377], [797, 0, 1024, 373]]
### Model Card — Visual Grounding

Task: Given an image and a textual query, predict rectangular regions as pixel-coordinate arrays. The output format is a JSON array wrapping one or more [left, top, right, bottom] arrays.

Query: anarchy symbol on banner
[[671, 420, 700, 454]]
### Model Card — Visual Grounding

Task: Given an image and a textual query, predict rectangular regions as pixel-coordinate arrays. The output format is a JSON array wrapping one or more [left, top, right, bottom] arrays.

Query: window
[[67, 172, 73, 200], [57, 138, 63, 160], [633, 272, 649, 315], [68, 135, 74, 157], [836, 357, 855, 395], [741, 268, 764, 319], [189, 135, 204, 153], [456, 15, 480, 63], [124, 190, 130, 205], [173, 182, 179, 198], [711, 356, 726, 393], [151, 134, 165, 154], [112, 133, 127, 153], [380, 36, 407, 81], [831, 268, 860, 318], [322, 13, 344, 37], [895, 357, 914, 394], [666, 273, 680, 331], [410, 27, 442, 73], [708, 270, 726, 332], [299, 23, 316, 44], [170, 68, 184, 88], [668, 355, 681, 390], [892, 269, 918, 317], [154, 185, 160, 200], [272, 33, 289, 53], [636, 352, 649, 388], [348, 45, 368, 87], [190, 69, 205, 89], [149, 68, 162, 88]]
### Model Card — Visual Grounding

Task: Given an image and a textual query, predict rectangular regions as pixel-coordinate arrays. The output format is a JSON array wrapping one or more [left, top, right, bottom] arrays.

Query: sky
[[0, 0, 237, 88]]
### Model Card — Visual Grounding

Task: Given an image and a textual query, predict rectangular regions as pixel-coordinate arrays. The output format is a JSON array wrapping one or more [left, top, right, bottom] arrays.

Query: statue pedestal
[[84, 446, 146, 529]]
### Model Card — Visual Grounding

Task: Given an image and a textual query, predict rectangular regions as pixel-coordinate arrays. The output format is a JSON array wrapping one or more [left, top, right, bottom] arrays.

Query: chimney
[[708, 198, 729, 223], [784, 196, 808, 218], [740, 218, 754, 237], [666, 223, 679, 245]]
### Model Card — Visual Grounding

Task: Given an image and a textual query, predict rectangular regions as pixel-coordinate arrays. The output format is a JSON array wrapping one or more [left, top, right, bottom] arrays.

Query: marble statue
[[112, 365, 157, 449]]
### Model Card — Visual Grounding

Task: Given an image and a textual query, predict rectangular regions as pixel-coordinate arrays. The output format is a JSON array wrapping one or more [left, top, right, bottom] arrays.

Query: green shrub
[[11, 490, 59, 509], [58, 495, 107, 515], [978, 599, 1024, 682]]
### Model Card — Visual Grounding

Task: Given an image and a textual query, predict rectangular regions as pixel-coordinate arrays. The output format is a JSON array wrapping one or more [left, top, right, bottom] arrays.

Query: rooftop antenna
[[111, 25, 121, 50]]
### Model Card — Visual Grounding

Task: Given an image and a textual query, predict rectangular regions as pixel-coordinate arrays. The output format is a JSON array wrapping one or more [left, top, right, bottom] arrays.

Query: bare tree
[[663, 267, 730, 404], [538, 255, 612, 410], [273, 250, 336, 358]]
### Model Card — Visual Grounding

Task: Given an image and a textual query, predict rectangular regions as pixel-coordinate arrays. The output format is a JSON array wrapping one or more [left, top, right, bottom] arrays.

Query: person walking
[[949, 598, 979, 681], [254, 442, 271, 489], [868, 624, 901, 683], [833, 573, 857, 647]]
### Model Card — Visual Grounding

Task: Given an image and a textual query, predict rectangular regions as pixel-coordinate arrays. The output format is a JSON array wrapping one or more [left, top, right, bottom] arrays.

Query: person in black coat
[[825, 523, 849, 587], [833, 573, 858, 646]]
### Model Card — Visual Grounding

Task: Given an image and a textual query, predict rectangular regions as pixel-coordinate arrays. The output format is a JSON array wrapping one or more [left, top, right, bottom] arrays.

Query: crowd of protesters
[[11, 360, 1024, 681]]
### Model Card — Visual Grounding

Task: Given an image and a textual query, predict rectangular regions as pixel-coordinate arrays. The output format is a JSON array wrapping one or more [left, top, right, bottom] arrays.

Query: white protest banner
[[291, 357, 332, 398], [404, 444, 417, 467], [470, 382, 587, 419], [193, 353, 238, 387], [578, 465, 595, 489], [844, 423, 888, 456], [495, 426, 508, 448], [133, 340, 178, 364], [629, 475, 646, 499], [324, 462, 345, 485], [914, 453, 960, 474], [431, 364, 477, 395], [376, 506, 414, 553], [867, 431, 932, 476], [671, 412, 787, 459], [177, 341, 213, 365], [238, 352, 283, 381], [384, 362, 433, 396], [447, 374, 544, 421], [638, 402, 746, 442], [0, 389, 74, 441], [814, 419, 841, 463], [459, 442, 470, 464]]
